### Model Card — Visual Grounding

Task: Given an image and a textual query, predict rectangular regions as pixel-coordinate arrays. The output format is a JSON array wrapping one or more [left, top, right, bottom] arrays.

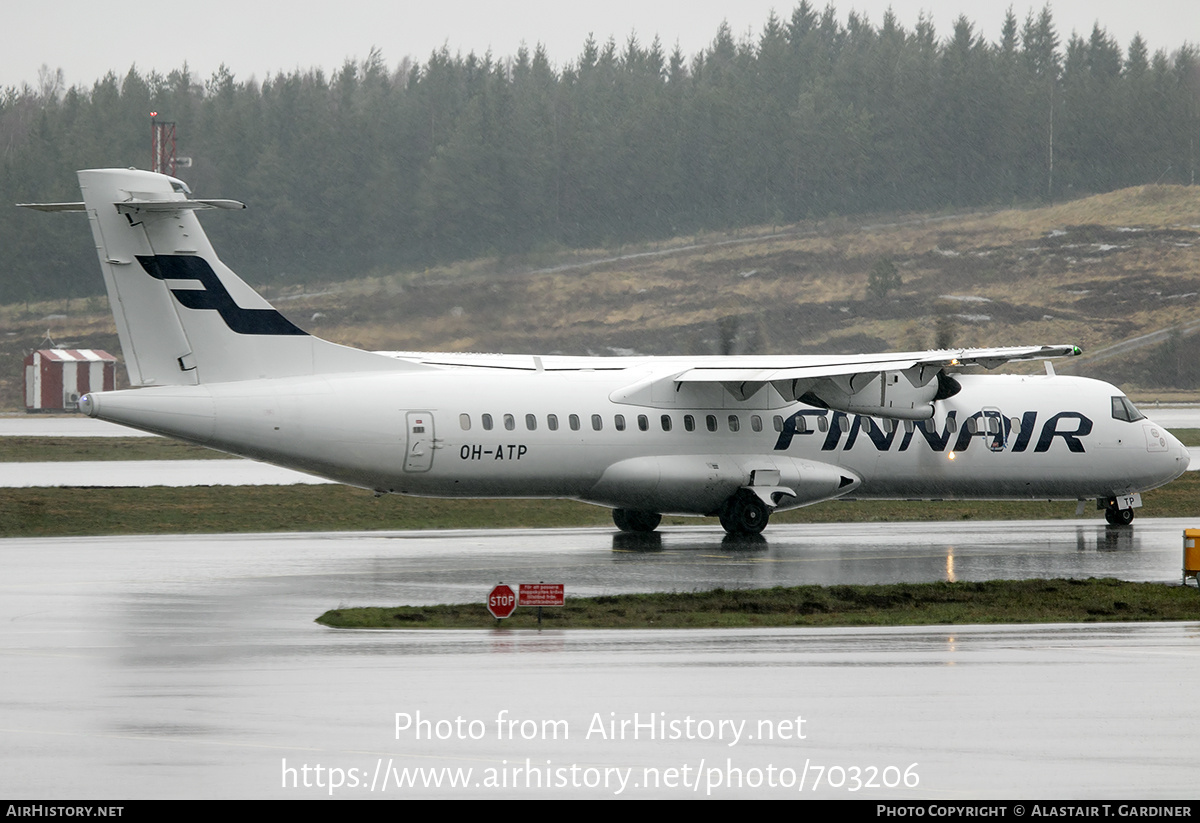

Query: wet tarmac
[[0, 459, 332, 487], [1, 521, 1198, 798]]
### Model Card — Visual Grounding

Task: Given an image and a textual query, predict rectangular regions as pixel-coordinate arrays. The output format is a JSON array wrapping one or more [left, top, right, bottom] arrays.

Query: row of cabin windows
[[454, 413, 1022, 436], [460, 412, 826, 434]]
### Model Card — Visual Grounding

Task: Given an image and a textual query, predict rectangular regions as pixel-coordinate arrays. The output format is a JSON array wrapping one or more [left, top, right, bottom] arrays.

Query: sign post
[[486, 582, 565, 625], [487, 583, 517, 620], [520, 583, 565, 626]]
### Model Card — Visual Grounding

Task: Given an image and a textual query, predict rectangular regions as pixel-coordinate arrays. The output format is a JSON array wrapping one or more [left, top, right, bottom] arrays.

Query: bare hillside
[[4, 185, 1198, 409]]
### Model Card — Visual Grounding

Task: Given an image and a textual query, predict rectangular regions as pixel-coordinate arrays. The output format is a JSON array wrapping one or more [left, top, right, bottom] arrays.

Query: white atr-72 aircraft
[[21, 168, 1190, 533]]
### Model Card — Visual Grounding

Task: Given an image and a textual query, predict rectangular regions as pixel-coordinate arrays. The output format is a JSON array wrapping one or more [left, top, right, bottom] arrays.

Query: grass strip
[[0, 436, 235, 461], [0, 486, 611, 537], [2, 471, 1199, 537], [317, 578, 1200, 629]]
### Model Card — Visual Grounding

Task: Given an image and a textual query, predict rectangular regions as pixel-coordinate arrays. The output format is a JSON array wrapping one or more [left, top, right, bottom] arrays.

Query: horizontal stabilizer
[[115, 198, 245, 213], [20, 198, 244, 213], [17, 201, 85, 212]]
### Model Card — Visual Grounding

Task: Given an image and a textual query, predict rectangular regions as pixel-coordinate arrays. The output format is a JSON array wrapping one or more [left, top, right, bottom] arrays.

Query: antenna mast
[[150, 112, 177, 175]]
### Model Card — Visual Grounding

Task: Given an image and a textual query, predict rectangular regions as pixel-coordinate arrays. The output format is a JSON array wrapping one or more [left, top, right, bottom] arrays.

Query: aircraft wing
[[673, 345, 1081, 385], [386, 346, 1082, 418], [671, 345, 1082, 418], [381, 345, 1080, 375]]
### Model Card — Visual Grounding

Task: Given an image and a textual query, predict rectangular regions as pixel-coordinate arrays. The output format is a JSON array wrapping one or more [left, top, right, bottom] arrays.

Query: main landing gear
[[612, 509, 662, 533], [718, 489, 771, 536], [612, 491, 775, 536]]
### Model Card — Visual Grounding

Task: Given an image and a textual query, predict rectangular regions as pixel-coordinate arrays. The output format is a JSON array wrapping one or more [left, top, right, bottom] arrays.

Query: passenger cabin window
[[1111, 396, 1146, 423], [728, 415, 740, 432], [660, 414, 672, 432], [569, 414, 581, 431], [591, 414, 603, 431], [751, 415, 762, 433], [525, 413, 537, 431], [482, 413, 493, 431], [684, 415, 695, 432], [504, 414, 515, 431], [817, 416, 828, 433], [459, 413, 471, 430], [706, 414, 718, 432], [548, 414, 559, 431], [773, 415, 783, 432], [637, 414, 649, 432]]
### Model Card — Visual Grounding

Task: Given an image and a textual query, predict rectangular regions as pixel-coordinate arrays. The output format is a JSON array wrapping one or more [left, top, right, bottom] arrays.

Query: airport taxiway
[[1, 521, 1198, 799]]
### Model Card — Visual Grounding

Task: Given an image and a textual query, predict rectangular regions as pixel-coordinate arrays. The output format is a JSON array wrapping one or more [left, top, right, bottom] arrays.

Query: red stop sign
[[487, 584, 517, 619]]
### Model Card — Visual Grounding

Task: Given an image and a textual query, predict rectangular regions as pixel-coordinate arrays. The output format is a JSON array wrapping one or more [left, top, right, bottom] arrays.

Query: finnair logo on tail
[[135, 255, 308, 336]]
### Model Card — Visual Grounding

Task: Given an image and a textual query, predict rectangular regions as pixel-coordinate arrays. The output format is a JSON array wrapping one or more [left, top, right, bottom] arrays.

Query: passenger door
[[404, 411, 435, 472]]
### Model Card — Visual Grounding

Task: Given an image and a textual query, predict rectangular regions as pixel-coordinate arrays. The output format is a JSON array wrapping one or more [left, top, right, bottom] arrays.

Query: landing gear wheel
[[718, 491, 770, 535], [612, 509, 662, 533], [1105, 506, 1134, 526]]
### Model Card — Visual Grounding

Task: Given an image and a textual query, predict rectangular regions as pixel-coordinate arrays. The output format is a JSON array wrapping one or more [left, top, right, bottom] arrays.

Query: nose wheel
[[718, 490, 771, 535], [1104, 505, 1134, 526]]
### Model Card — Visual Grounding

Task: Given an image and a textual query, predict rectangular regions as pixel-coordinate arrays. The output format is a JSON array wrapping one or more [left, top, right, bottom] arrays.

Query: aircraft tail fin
[[47, 168, 410, 386]]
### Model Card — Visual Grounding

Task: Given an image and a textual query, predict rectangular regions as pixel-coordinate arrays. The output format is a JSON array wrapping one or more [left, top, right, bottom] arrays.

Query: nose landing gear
[[1101, 497, 1136, 526], [1104, 504, 1135, 526]]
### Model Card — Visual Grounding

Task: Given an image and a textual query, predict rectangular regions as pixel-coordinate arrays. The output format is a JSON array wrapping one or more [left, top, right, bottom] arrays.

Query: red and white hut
[[24, 349, 117, 412]]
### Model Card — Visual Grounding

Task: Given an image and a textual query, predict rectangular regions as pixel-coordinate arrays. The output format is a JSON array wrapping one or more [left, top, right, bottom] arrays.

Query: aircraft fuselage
[[81, 365, 1188, 517]]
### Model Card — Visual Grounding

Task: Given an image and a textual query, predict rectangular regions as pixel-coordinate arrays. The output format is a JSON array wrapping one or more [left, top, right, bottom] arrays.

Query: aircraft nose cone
[[1175, 442, 1192, 472], [1162, 430, 1191, 478]]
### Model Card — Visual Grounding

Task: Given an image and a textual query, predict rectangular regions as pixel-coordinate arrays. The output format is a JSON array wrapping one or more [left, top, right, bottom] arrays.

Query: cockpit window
[[1111, 396, 1146, 423]]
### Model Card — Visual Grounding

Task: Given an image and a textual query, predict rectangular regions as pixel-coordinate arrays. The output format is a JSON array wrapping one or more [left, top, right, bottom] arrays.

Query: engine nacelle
[[585, 454, 860, 515], [797, 369, 959, 420]]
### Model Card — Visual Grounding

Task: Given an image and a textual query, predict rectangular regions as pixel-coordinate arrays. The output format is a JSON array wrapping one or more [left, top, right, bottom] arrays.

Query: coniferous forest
[[1, 3, 1197, 303]]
